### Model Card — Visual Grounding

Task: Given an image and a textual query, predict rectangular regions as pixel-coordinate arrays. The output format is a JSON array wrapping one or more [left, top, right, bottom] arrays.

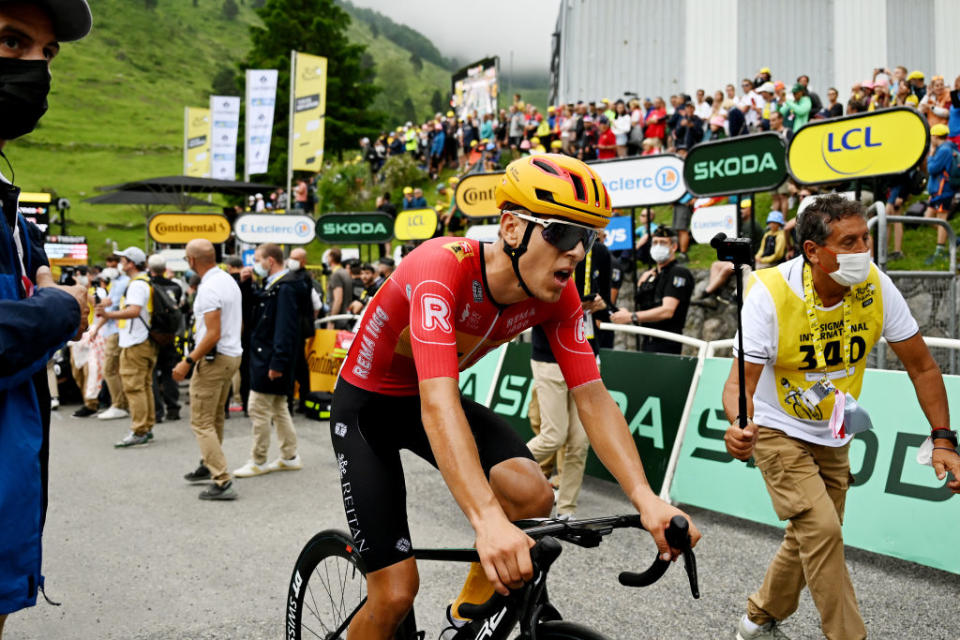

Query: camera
[[710, 233, 753, 265]]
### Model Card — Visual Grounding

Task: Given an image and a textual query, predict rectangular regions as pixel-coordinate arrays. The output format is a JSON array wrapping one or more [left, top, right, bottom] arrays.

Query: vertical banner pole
[[287, 50, 296, 207], [183, 106, 189, 175], [244, 69, 250, 183]]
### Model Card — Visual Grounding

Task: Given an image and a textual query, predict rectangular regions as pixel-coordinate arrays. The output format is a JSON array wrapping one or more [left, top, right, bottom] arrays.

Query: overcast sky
[[349, 0, 560, 73]]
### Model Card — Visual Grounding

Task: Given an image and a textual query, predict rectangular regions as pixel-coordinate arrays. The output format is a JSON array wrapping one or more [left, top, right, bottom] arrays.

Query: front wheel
[[286, 530, 367, 640], [529, 620, 611, 640]]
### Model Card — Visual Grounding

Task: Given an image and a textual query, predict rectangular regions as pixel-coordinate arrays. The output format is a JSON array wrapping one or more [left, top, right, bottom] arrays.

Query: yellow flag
[[184, 106, 211, 177], [290, 51, 328, 171]]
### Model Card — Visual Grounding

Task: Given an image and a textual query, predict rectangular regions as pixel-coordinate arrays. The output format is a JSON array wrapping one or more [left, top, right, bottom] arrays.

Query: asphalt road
[[9, 399, 960, 640]]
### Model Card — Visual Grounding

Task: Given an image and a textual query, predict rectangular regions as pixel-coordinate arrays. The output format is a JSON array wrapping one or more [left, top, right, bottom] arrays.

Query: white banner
[[465, 224, 500, 244], [234, 214, 316, 245], [210, 95, 241, 180], [690, 204, 738, 244], [245, 69, 278, 178], [589, 154, 686, 208]]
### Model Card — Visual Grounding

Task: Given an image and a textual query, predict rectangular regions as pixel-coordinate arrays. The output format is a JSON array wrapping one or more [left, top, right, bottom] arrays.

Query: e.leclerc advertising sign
[[315, 212, 394, 244], [588, 154, 686, 207], [234, 213, 316, 245], [148, 213, 231, 244], [690, 204, 738, 244], [455, 172, 502, 219], [683, 132, 787, 197], [787, 107, 929, 185], [394, 208, 438, 241]]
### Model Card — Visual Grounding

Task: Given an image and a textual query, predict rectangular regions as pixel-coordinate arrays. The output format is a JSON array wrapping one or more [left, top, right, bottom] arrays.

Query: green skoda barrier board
[[486, 342, 697, 494], [458, 345, 505, 404], [671, 357, 959, 574]]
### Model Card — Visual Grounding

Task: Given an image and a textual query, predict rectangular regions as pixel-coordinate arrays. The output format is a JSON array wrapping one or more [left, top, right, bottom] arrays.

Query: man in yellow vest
[[723, 194, 960, 640]]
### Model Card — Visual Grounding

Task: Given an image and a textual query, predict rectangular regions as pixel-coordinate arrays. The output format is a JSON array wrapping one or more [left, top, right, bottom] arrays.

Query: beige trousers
[[70, 351, 98, 410], [102, 333, 128, 410], [189, 354, 242, 486], [747, 427, 865, 640], [119, 340, 158, 435], [248, 390, 299, 464], [526, 360, 588, 515]]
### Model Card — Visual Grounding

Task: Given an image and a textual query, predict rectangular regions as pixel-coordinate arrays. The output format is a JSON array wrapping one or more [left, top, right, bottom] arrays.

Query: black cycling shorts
[[329, 379, 533, 573]]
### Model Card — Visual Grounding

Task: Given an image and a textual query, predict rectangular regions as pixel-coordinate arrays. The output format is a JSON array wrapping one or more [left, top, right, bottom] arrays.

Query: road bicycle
[[286, 514, 700, 639]]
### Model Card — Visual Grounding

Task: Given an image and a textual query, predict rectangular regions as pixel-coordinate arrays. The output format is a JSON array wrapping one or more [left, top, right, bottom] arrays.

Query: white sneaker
[[233, 460, 270, 478], [50, 398, 59, 410], [98, 406, 129, 420], [736, 615, 792, 639], [266, 455, 302, 472]]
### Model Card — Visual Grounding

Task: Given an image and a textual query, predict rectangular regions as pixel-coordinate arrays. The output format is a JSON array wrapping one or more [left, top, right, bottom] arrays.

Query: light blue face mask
[[254, 262, 269, 278]]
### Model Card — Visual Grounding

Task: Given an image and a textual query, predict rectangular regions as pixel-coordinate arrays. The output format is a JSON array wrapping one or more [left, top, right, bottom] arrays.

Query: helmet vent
[[531, 158, 561, 175], [590, 179, 600, 205], [569, 174, 587, 201], [535, 188, 557, 204]]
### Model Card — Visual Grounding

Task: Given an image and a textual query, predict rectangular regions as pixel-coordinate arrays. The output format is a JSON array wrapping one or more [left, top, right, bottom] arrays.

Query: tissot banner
[[290, 51, 328, 171], [245, 69, 278, 177], [210, 95, 241, 180], [184, 106, 211, 178]]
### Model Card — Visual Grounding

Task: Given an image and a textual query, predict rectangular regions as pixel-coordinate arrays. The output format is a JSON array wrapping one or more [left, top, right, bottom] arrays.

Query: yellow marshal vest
[[753, 263, 885, 422]]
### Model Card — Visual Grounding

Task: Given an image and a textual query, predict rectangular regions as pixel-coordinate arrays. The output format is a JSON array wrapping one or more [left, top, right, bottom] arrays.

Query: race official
[[173, 239, 243, 501], [97, 247, 158, 447], [233, 243, 301, 478], [286, 246, 320, 411], [148, 255, 181, 422], [724, 195, 960, 640]]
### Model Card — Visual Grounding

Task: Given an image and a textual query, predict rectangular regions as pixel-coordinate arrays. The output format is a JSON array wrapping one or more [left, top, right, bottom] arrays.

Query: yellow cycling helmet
[[496, 154, 612, 228]]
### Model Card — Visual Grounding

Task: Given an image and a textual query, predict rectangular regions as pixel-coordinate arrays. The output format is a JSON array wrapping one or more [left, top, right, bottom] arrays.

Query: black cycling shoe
[[73, 406, 97, 418], [184, 461, 211, 483]]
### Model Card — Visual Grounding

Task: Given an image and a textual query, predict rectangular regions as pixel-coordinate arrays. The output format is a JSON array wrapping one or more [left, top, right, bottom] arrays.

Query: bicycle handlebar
[[618, 515, 700, 598]]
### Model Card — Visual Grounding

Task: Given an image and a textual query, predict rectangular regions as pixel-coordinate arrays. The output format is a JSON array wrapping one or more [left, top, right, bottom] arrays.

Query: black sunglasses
[[513, 212, 598, 252]]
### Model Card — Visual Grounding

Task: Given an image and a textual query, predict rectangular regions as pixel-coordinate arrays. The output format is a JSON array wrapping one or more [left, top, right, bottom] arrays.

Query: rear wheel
[[530, 620, 611, 640], [286, 530, 367, 640]]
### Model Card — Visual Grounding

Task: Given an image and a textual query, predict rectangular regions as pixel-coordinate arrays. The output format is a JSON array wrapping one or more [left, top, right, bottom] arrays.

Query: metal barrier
[[869, 215, 957, 373], [314, 314, 359, 329]]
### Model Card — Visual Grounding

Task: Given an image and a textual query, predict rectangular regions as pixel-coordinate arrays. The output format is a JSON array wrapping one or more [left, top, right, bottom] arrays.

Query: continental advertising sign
[[290, 51, 328, 171], [148, 213, 231, 244], [683, 132, 787, 197], [787, 107, 929, 185], [315, 212, 394, 244], [670, 358, 959, 574], [455, 172, 503, 219], [305, 328, 350, 393], [394, 208, 438, 241], [589, 154, 686, 207], [234, 214, 316, 244]]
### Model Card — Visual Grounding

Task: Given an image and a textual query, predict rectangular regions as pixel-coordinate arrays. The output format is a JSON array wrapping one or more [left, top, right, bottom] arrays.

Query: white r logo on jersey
[[575, 316, 587, 343], [421, 295, 452, 332]]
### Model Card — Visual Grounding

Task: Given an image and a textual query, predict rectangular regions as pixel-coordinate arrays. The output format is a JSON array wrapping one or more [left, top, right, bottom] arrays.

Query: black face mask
[[0, 58, 50, 141]]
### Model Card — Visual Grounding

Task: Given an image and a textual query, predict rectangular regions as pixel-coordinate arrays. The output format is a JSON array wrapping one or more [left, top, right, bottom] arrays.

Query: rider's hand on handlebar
[[475, 513, 536, 596], [635, 495, 701, 561], [725, 420, 758, 461]]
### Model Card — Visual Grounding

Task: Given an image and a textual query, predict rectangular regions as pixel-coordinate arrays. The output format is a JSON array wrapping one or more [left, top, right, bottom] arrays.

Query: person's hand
[[36, 266, 88, 336], [639, 268, 656, 284], [240, 266, 254, 281], [172, 360, 191, 382], [725, 420, 758, 461], [268, 369, 282, 380], [610, 308, 632, 324], [474, 513, 535, 596], [931, 447, 960, 493], [634, 493, 702, 561]]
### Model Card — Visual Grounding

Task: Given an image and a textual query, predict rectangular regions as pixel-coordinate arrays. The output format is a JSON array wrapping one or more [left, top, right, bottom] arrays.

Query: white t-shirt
[[734, 257, 918, 445], [193, 267, 243, 357], [739, 92, 762, 128], [118, 277, 151, 348], [694, 100, 713, 121]]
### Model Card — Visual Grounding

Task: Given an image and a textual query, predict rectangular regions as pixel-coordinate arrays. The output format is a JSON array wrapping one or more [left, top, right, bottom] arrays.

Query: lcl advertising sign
[[589, 154, 686, 207], [787, 107, 929, 185], [394, 208, 438, 241], [683, 132, 787, 197]]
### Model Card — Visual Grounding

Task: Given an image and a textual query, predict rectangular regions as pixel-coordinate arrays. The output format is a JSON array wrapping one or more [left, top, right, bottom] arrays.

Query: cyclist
[[330, 154, 701, 638]]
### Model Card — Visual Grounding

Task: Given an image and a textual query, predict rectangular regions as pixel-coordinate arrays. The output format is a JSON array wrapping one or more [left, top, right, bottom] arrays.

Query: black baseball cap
[[0, 0, 92, 41]]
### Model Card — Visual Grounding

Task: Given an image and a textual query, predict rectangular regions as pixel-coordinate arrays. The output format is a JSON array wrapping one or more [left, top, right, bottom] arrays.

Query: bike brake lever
[[682, 547, 700, 599]]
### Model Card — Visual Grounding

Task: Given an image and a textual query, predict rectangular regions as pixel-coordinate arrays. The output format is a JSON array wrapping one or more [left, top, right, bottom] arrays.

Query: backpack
[[139, 276, 184, 346], [947, 149, 960, 191]]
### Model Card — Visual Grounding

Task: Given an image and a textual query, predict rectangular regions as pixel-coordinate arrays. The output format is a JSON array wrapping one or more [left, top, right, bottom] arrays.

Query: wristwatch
[[184, 356, 195, 366], [930, 428, 958, 447], [631, 312, 640, 326]]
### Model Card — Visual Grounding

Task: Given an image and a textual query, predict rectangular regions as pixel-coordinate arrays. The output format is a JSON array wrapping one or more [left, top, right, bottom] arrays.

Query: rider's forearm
[[420, 378, 506, 528], [573, 381, 656, 505]]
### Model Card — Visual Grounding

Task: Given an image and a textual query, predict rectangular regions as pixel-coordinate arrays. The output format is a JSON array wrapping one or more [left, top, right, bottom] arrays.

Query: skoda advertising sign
[[315, 212, 394, 244], [683, 132, 787, 197], [455, 172, 502, 219], [148, 213, 231, 244], [234, 214, 316, 244], [394, 208, 438, 241], [588, 154, 686, 207], [787, 107, 929, 185]]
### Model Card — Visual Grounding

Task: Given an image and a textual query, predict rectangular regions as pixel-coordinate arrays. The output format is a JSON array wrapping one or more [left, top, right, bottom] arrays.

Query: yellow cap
[[403, 186, 413, 194], [435, 204, 444, 212], [931, 123, 949, 137], [448, 176, 459, 185], [602, 98, 610, 103], [740, 198, 752, 208], [470, 140, 478, 147], [517, 101, 525, 109], [387, 137, 394, 143], [908, 70, 925, 80], [531, 137, 540, 144], [760, 67, 771, 74], [547, 105, 555, 112], [550, 139, 563, 149], [446, 110, 455, 117], [905, 94, 919, 105]]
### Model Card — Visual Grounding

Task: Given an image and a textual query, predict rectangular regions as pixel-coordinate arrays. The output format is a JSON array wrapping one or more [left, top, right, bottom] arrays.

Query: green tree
[[222, 0, 239, 19], [430, 89, 445, 115], [240, 0, 384, 182], [145, 0, 158, 9], [409, 52, 422, 73], [402, 96, 417, 124], [212, 65, 239, 95]]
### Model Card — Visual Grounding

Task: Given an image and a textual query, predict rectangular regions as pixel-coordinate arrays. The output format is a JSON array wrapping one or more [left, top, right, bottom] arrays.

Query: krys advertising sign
[[787, 107, 929, 185], [148, 213, 231, 244], [683, 132, 787, 197], [234, 214, 316, 245], [588, 154, 686, 207], [455, 172, 502, 219], [315, 212, 394, 244]]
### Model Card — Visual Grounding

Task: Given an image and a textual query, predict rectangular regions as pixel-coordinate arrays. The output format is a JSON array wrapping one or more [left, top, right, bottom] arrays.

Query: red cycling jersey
[[340, 237, 601, 396]]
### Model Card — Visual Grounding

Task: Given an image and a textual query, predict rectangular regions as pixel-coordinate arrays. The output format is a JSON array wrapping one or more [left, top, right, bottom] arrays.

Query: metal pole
[[244, 69, 250, 184], [631, 207, 641, 351], [749, 192, 756, 241], [287, 50, 296, 209], [183, 106, 189, 176], [735, 262, 747, 429], [736, 198, 742, 236]]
